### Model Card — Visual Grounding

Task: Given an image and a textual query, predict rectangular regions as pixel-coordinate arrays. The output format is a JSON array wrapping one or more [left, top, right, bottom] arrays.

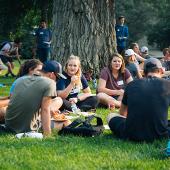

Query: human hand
[[117, 89, 124, 96], [71, 75, 80, 86], [69, 97, 78, 104]]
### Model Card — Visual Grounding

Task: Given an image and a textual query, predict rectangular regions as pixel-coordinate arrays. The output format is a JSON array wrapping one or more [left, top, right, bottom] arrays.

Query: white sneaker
[[15, 132, 43, 139]]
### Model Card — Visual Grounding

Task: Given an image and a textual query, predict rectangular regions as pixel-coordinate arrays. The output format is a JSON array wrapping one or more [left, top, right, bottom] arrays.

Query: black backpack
[[58, 115, 104, 137], [0, 124, 13, 135]]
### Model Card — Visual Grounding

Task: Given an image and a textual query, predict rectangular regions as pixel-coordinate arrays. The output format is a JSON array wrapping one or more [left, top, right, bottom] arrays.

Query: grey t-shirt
[[5, 75, 56, 133]]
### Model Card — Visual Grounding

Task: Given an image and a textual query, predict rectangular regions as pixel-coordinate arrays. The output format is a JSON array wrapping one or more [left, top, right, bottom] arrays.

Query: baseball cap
[[141, 46, 148, 53], [42, 60, 67, 79], [124, 49, 135, 57], [144, 58, 163, 71]]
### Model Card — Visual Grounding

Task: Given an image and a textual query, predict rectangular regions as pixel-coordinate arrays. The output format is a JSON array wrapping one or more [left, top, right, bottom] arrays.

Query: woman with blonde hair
[[97, 53, 133, 109], [57, 54, 99, 111]]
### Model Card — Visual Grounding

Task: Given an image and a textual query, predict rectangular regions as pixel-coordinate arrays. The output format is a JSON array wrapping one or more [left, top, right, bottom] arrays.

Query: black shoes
[[3, 73, 16, 78]]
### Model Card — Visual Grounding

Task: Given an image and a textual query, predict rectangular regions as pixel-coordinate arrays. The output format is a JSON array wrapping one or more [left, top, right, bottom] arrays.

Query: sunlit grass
[[0, 60, 169, 170]]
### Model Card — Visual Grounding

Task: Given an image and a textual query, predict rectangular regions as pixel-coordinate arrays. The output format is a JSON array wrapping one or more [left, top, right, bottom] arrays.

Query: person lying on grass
[[107, 58, 170, 142], [5, 60, 66, 136]]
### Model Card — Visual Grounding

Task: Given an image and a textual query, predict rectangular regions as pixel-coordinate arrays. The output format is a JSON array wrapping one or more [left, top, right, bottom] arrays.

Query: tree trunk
[[52, 0, 116, 74]]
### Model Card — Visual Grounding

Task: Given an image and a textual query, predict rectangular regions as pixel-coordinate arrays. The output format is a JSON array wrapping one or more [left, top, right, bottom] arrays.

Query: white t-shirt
[[0, 42, 18, 55]]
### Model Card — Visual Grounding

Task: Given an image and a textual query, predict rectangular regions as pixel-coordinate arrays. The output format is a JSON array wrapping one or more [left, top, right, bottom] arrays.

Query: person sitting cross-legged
[[5, 60, 66, 136], [97, 53, 133, 109], [107, 58, 170, 142], [57, 55, 99, 112]]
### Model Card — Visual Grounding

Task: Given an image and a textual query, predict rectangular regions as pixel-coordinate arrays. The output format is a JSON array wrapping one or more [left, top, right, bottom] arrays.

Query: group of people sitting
[[0, 47, 170, 142]]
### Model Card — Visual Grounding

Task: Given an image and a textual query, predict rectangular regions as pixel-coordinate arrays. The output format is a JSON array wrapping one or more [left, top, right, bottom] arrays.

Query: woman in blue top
[[57, 55, 99, 111]]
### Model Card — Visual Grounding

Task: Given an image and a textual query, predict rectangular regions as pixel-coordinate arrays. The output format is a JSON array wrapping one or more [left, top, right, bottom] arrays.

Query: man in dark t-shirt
[[107, 58, 170, 142]]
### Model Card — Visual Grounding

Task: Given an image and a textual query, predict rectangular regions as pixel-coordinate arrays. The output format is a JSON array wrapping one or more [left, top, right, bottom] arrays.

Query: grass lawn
[[0, 60, 169, 170]]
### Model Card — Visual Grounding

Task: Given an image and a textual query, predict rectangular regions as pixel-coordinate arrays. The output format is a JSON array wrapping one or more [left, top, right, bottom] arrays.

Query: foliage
[[0, 0, 53, 59], [0, 0, 169, 57], [115, 0, 155, 45], [115, 0, 170, 49], [15, 10, 41, 59], [147, 1, 170, 49]]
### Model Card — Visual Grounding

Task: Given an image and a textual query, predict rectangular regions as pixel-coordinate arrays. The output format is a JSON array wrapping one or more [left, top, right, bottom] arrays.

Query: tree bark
[[52, 0, 116, 74]]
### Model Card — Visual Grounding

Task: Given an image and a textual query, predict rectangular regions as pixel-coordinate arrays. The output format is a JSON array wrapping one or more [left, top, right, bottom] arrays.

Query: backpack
[[0, 41, 12, 51], [0, 124, 13, 135], [58, 115, 104, 137]]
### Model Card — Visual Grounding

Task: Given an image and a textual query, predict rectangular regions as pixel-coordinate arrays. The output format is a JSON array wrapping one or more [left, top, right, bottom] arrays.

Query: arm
[[40, 96, 52, 136], [119, 103, 128, 117], [135, 65, 143, 79], [98, 78, 124, 96], [82, 86, 91, 93], [134, 52, 146, 62], [57, 75, 80, 99], [76, 87, 92, 101]]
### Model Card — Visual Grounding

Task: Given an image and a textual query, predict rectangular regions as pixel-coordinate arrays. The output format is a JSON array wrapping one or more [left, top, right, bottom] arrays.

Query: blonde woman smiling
[[57, 55, 98, 111]]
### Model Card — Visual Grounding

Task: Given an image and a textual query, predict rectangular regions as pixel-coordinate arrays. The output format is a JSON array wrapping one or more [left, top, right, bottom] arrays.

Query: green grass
[[0, 61, 170, 170]]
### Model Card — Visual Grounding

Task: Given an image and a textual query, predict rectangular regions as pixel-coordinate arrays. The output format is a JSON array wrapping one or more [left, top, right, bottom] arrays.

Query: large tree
[[52, 0, 116, 73]]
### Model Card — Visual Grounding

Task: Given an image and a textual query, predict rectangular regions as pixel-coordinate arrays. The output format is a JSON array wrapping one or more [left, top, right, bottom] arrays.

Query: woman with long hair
[[97, 53, 133, 109], [57, 54, 99, 111]]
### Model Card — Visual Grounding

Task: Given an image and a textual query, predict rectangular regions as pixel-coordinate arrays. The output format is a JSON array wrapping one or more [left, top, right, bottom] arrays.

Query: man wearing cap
[[115, 16, 129, 54], [5, 60, 66, 136], [124, 49, 143, 79], [141, 46, 151, 59], [107, 58, 170, 142]]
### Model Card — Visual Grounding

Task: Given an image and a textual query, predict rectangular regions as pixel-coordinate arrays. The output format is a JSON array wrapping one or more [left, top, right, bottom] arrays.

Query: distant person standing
[[35, 20, 52, 63], [115, 16, 129, 54]]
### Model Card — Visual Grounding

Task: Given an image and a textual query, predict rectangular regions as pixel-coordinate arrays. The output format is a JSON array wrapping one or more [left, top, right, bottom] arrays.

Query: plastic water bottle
[[93, 78, 97, 89], [71, 103, 80, 114]]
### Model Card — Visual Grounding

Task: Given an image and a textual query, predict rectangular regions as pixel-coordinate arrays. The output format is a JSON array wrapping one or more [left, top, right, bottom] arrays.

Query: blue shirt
[[57, 72, 89, 99], [115, 24, 128, 47], [35, 28, 52, 48]]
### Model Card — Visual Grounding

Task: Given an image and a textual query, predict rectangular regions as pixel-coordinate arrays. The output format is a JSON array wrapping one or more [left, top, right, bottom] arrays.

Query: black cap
[[42, 60, 66, 79]]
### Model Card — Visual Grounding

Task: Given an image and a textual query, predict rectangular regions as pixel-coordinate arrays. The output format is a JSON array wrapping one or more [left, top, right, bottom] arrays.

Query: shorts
[[108, 116, 126, 139], [0, 55, 13, 64]]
